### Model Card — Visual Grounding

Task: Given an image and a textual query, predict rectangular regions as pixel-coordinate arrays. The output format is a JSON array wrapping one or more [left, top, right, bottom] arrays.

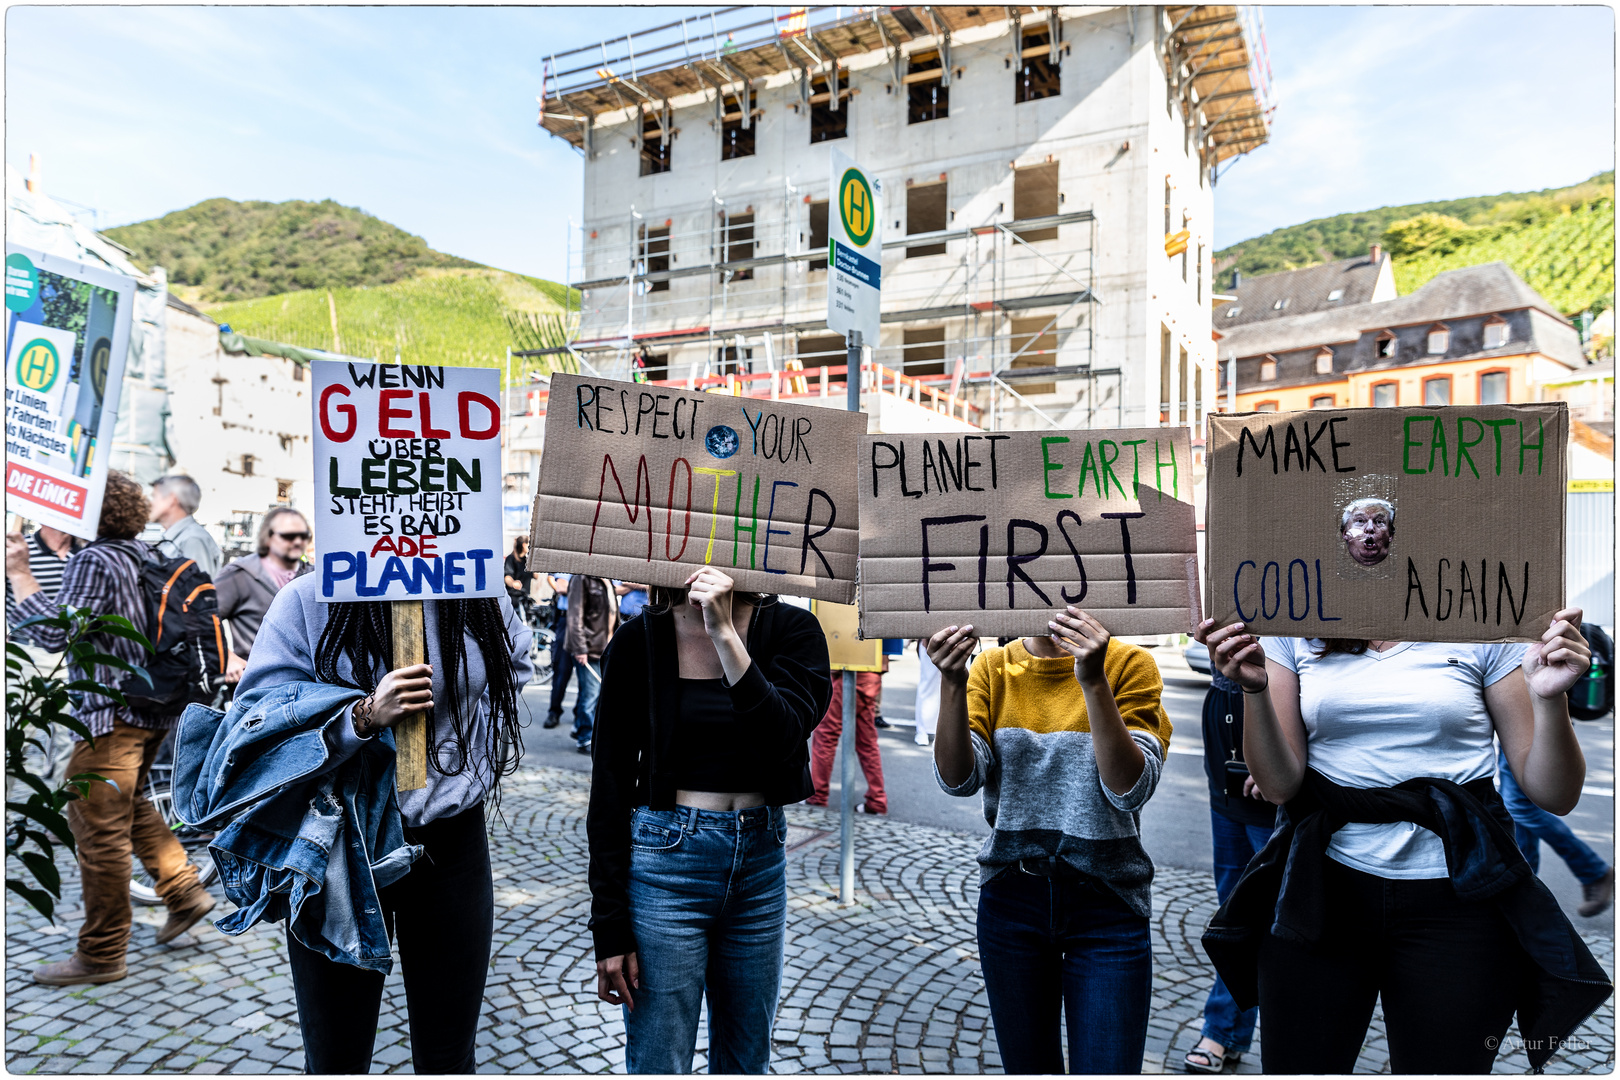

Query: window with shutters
[[907, 50, 948, 123], [1376, 332, 1398, 359], [1015, 25, 1061, 102], [1484, 318, 1509, 349], [1315, 349, 1333, 376], [1013, 163, 1059, 242], [1427, 326, 1450, 354], [906, 183, 948, 258], [1259, 357, 1277, 381]]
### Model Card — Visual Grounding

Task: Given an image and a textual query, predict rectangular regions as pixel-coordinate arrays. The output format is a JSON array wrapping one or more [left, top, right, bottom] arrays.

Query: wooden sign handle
[[391, 600, 428, 791]]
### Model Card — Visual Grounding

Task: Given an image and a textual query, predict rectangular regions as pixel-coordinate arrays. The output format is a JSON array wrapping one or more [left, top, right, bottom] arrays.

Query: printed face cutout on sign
[[1340, 498, 1395, 567]]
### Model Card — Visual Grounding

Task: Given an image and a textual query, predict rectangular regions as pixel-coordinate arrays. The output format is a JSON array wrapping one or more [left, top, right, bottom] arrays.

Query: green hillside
[[105, 197, 493, 302], [106, 196, 580, 378], [1217, 172, 1615, 315], [205, 269, 578, 377]]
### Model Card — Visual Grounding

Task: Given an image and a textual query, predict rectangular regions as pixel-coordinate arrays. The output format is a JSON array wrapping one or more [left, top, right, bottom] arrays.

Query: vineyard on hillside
[[205, 268, 579, 379], [1390, 197, 1614, 316]]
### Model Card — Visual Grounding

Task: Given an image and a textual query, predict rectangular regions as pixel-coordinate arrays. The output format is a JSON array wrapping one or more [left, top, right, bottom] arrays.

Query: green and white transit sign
[[827, 148, 882, 343]]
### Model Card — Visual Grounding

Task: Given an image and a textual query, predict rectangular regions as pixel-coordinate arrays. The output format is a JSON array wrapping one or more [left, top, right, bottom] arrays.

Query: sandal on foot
[[1184, 1047, 1231, 1074]]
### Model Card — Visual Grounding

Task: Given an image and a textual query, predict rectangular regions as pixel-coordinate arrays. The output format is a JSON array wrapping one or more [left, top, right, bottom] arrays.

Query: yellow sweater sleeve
[[1108, 642, 1172, 757]]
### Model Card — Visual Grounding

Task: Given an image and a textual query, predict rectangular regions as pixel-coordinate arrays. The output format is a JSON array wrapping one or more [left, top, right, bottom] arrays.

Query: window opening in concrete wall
[[1197, 245, 1204, 303], [1163, 180, 1172, 235], [725, 212, 755, 281], [1010, 316, 1058, 394], [640, 112, 671, 175], [1480, 370, 1508, 404], [810, 72, 850, 142], [1484, 318, 1509, 349], [639, 225, 670, 293], [637, 350, 668, 383], [795, 333, 845, 369], [907, 50, 948, 123], [722, 94, 756, 159], [1013, 164, 1059, 242], [1377, 331, 1397, 359], [1178, 345, 1190, 422], [902, 326, 947, 376], [808, 200, 828, 271], [276, 479, 294, 502], [1427, 326, 1450, 354], [906, 183, 948, 257], [1311, 395, 1335, 409], [292, 362, 305, 382], [1423, 375, 1452, 406], [1159, 326, 1172, 418], [1016, 25, 1061, 103], [1373, 381, 1398, 408], [717, 345, 752, 376]]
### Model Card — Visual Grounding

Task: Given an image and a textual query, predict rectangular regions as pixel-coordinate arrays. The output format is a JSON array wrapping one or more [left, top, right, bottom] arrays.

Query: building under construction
[[535, 5, 1273, 435]]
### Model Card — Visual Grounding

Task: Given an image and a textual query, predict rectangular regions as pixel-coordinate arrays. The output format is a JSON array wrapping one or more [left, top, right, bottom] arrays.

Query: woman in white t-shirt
[[1196, 609, 1594, 1073]]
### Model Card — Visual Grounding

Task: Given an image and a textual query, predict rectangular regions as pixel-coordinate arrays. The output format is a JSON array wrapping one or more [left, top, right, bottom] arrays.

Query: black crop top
[[669, 677, 760, 792]]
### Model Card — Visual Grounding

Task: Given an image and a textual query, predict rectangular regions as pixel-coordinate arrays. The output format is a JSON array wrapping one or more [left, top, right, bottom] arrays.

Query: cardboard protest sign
[[529, 373, 865, 602], [5, 245, 137, 540], [311, 360, 504, 602], [858, 428, 1199, 638], [1205, 404, 1567, 643]]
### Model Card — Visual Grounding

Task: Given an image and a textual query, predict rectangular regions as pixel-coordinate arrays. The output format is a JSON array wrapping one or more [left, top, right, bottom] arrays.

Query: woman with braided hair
[[234, 577, 531, 1073]]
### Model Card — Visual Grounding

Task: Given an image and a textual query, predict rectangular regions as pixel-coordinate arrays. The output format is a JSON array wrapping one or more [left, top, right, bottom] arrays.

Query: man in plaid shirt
[[6, 472, 215, 986]]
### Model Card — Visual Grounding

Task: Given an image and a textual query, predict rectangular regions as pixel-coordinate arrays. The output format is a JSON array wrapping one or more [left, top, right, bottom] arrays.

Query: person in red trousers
[[807, 668, 889, 815]]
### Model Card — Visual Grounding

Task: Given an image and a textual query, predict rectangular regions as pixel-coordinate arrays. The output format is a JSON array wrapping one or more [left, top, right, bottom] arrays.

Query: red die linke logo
[[6, 462, 87, 515]]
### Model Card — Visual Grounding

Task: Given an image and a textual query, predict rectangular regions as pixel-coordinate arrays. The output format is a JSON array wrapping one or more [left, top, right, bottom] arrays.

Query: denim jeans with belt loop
[[624, 804, 789, 1074]]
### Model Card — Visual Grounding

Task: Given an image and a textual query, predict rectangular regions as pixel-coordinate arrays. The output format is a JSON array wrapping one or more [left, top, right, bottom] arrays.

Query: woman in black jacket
[[588, 567, 831, 1075]]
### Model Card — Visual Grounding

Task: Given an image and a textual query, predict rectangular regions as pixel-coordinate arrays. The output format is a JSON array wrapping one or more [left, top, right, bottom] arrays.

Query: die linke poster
[[858, 428, 1200, 638], [312, 360, 504, 602], [529, 373, 865, 603], [1206, 403, 1567, 643]]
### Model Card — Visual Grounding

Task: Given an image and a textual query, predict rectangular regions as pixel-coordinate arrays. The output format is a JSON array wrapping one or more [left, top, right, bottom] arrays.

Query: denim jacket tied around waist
[[172, 681, 421, 973]]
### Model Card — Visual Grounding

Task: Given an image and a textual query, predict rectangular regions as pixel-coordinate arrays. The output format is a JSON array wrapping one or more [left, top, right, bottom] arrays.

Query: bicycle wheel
[[130, 852, 217, 906]]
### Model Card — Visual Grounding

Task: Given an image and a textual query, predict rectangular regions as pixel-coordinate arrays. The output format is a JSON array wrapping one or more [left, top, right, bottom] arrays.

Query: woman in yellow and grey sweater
[[929, 606, 1171, 1075]]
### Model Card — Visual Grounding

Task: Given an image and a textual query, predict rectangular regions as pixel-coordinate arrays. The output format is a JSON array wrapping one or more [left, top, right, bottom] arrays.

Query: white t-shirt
[[1261, 638, 1526, 878]]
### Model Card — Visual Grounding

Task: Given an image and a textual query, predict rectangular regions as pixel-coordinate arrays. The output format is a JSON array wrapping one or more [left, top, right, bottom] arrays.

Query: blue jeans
[[1201, 810, 1276, 1054], [1498, 748, 1609, 884], [625, 805, 789, 1074], [976, 867, 1152, 1074], [572, 658, 601, 748]]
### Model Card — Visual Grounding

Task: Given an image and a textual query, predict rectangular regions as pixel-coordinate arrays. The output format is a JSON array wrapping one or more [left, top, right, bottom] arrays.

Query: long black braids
[[314, 598, 523, 799]]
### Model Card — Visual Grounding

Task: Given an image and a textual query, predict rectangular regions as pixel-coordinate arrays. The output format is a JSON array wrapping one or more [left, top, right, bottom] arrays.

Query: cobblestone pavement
[[7, 764, 1614, 1074]]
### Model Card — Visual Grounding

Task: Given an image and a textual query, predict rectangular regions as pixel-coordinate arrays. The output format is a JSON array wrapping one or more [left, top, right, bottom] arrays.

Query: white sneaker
[[915, 734, 930, 747]]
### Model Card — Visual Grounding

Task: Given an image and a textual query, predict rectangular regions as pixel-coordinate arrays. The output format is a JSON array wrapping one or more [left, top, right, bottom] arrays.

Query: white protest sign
[[827, 147, 882, 343], [312, 359, 504, 602], [5, 245, 137, 540]]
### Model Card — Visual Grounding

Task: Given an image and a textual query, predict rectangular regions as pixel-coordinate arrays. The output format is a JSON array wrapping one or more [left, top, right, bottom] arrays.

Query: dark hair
[[98, 471, 151, 540], [257, 507, 309, 557], [646, 585, 774, 613], [313, 599, 522, 799], [1311, 638, 1371, 658], [511, 535, 527, 556]]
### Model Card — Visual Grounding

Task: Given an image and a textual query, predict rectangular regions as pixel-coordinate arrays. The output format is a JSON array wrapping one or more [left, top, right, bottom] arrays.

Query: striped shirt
[[5, 532, 74, 645], [14, 540, 163, 738]]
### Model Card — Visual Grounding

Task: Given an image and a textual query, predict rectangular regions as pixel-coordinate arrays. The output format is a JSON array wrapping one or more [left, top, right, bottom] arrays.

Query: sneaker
[[1579, 867, 1614, 917], [914, 733, 930, 747], [33, 953, 127, 986], [873, 714, 890, 729], [855, 802, 887, 815], [576, 742, 592, 756], [542, 715, 560, 730]]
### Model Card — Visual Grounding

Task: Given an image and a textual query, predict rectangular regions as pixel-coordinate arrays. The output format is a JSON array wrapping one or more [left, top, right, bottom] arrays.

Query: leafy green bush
[[6, 609, 152, 922]]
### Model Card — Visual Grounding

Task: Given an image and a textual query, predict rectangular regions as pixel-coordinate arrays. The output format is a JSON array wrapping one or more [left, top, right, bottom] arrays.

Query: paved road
[[4, 648, 1612, 1075], [6, 765, 1612, 1075]]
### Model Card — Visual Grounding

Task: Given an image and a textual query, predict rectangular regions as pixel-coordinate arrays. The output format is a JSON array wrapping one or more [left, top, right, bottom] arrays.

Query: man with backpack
[[5, 471, 219, 986]]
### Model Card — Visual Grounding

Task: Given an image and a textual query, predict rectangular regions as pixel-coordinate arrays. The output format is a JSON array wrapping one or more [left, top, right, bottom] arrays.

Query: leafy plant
[[6, 609, 152, 922]]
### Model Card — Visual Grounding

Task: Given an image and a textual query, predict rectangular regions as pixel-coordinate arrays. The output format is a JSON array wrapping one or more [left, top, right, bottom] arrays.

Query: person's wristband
[[1243, 683, 1270, 696], [351, 694, 378, 739]]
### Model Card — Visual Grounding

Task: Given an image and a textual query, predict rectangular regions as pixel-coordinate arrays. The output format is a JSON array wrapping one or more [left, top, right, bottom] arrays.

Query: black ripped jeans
[[1257, 856, 1520, 1073], [287, 806, 494, 1074]]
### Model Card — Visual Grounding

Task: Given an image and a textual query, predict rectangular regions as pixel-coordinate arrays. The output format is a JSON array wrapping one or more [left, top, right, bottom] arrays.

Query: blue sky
[[6, 5, 1614, 282]]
